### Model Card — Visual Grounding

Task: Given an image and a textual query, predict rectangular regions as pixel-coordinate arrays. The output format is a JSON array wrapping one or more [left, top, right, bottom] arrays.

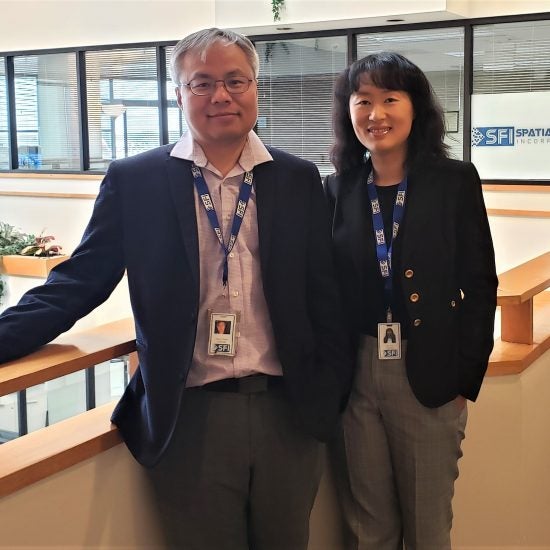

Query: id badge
[[208, 312, 238, 356], [377, 322, 401, 360]]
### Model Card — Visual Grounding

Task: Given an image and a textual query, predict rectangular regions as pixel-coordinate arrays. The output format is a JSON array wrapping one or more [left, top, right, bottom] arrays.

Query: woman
[[325, 52, 498, 549]]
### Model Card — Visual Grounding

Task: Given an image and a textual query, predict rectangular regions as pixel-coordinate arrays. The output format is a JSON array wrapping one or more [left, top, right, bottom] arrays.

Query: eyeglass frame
[[183, 77, 256, 96]]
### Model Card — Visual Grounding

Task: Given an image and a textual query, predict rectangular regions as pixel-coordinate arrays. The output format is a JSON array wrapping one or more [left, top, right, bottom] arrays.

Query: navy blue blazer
[[325, 157, 498, 408], [0, 145, 352, 467]]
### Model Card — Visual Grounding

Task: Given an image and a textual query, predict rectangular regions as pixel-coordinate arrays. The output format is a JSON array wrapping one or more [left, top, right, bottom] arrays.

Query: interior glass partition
[[255, 36, 347, 176], [357, 27, 465, 160], [13, 53, 80, 170], [165, 45, 188, 143], [86, 47, 160, 170], [0, 59, 8, 169], [472, 20, 550, 180]]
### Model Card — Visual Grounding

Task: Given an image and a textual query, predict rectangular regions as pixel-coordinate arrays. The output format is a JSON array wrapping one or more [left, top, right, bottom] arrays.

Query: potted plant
[[0, 223, 68, 302], [0, 222, 35, 303]]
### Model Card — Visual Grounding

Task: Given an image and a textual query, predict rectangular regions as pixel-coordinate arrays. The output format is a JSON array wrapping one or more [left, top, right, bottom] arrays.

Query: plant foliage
[[272, 0, 285, 21]]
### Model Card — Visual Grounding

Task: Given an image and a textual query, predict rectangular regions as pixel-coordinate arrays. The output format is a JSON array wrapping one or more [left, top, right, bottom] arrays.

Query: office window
[[255, 36, 347, 176], [471, 20, 550, 180], [357, 28, 465, 160], [13, 53, 80, 170], [165, 46, 188, 143], [0, 59, 8, 169], [473, 20, 550, 94], [86, 47, 160, 170]]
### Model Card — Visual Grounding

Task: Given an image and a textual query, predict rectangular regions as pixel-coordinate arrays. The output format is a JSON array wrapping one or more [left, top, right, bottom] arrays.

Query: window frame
[[0, 13, 548, 184]]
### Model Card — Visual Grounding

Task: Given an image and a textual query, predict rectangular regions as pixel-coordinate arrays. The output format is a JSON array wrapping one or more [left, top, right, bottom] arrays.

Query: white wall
[[448, 0, 550, 19], [0, 0, 215, 52]]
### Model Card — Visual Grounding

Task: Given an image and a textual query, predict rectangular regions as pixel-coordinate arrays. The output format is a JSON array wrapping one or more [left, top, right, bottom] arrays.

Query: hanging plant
[[271, 0, 285, 22]]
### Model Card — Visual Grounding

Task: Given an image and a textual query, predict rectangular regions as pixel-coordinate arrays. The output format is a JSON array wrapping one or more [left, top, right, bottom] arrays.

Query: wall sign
[[471, 91, 550, 180]]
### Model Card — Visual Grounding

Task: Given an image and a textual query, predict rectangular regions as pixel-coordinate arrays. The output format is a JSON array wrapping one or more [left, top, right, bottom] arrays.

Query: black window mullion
[[157, 46, 169, 145], [463, 24, 473, 163], [77, 50, 90, 171], [85, 366, 96, 410], [6, 56, 18, 170], [348, 30, 357, 65], [17, 389, 28, 436]]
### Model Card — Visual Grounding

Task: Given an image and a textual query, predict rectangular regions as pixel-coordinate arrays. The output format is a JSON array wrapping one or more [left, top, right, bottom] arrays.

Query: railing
[[1, 251, 550, 497], [488, 252, 550, 375], [0, 318, 135, 497]]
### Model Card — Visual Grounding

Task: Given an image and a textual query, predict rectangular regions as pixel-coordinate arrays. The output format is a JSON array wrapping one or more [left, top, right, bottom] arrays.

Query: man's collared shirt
[[171, 130, 283, 387]]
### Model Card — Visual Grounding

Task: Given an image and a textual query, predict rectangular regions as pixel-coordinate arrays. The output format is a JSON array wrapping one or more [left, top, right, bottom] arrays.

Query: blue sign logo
[[472, 127, 515, 147]]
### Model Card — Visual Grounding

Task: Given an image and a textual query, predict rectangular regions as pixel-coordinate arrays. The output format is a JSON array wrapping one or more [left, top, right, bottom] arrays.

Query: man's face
[[175, 42, 258, 149], [216, 321, 226, 333]]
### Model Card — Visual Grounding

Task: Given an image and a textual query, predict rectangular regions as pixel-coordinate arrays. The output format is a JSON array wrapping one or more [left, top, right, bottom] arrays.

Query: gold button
[[451, 300, 456, 307], [405, 269, 414, 279], [410, 292, 420, 303], [413, 318, 422, 327]]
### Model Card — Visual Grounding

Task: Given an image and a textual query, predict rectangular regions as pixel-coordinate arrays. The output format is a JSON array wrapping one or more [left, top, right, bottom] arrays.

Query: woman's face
[[348, 75, 414, 162]]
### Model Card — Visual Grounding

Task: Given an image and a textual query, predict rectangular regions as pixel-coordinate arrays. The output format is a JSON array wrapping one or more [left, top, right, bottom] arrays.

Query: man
[[0, 28, 351, 549]]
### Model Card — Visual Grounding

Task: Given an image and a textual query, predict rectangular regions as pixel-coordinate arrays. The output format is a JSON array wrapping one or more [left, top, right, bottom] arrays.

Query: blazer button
[[405, 269, 414, 278], [451, 300, 456, 307], [410, 292, 420, 303], [413, 318, 422, 327]]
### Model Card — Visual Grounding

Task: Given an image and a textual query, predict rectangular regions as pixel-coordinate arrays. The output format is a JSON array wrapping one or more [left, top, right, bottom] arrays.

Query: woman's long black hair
[[330, 51, 449, 174]]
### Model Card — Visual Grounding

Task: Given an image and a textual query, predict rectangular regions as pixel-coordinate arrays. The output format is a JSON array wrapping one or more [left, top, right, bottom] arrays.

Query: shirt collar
[[170, 130, 273, 175]]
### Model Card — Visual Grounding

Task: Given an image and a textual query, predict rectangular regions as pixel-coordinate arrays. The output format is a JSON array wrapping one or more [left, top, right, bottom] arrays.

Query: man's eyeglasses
[[184, 77, 255, 96]]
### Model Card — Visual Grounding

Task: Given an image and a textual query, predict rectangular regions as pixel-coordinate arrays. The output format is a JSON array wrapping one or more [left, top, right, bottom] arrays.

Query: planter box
[[0, 255, 68, 277]]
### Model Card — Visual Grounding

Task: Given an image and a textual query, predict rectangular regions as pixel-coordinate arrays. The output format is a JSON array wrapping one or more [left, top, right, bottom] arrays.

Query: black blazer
[[0, 145, 352, 467], [325, 157, 497, 408]]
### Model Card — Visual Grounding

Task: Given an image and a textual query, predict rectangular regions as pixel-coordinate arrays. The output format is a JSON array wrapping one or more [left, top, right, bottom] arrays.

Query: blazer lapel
[[339, 165, 371, 279], [166, 154, 200, 289], [253, 160, 277, 276], [400, 168, 435, 263]]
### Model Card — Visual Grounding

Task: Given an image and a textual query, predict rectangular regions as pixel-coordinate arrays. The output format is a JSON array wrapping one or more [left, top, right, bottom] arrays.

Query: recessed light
[[276, 27, 293, 31], [386, 18, 404, 22]]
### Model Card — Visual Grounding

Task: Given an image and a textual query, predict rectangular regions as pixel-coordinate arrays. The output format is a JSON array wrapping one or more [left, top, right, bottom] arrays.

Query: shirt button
[[413, 318, 422, 327], [233, 290, 239, 297], [410, 292, 420, 303], [229, 252, 235, 258], [225, 214, 231, 220], [405, 269, 414, 278], [451, 300, 456, 307]]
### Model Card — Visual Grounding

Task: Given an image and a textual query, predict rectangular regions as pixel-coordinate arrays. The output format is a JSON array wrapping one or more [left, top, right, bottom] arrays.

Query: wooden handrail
[[497, 252, 550, 306], [489, 251, 550, 374], [0, 318, 135, 397], [0, 402, 120, 498]]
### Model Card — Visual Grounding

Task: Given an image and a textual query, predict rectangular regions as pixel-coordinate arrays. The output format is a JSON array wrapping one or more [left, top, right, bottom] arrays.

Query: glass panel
[[0, 392, 19, 443], [357, 28, 465, 160], [471, 20, 550, 180], [86, 47, 160, 170], [13, 53, 80, 170], [95, 357, 129, 406], [165, 45, 188, 143], [255, 36, 348, 176], [473, 20, 550, 94], [26, 370, 87, 433], [0, 58, 8, 169]]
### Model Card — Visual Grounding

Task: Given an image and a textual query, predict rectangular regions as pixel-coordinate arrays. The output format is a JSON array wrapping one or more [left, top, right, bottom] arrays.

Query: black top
[[361, 183, 410, 338]]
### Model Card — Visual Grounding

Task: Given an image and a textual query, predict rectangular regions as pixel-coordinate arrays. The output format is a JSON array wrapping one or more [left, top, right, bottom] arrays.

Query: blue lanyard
[[192, 163, 254, 286], [365, 170, 408, 315]]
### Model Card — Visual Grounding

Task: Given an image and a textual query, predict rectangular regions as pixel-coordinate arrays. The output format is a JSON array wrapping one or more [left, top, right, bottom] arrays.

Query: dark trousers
[[146, 378, 323, 550]]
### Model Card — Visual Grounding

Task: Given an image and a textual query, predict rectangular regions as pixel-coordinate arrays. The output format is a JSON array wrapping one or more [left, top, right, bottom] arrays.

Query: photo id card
[[377, 322, 402, 360], [208, 312, 238, 356]]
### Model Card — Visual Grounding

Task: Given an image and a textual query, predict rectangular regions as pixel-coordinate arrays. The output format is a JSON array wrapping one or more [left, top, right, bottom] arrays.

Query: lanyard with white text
[[366, 170, 408, 322], [192, 163, 253, 286]]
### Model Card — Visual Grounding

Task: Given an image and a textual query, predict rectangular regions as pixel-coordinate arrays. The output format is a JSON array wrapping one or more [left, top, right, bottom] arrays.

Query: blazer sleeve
[[0, 165, 126, 364], [307, 168, 353, 405], [456, 162, 498, 400]]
